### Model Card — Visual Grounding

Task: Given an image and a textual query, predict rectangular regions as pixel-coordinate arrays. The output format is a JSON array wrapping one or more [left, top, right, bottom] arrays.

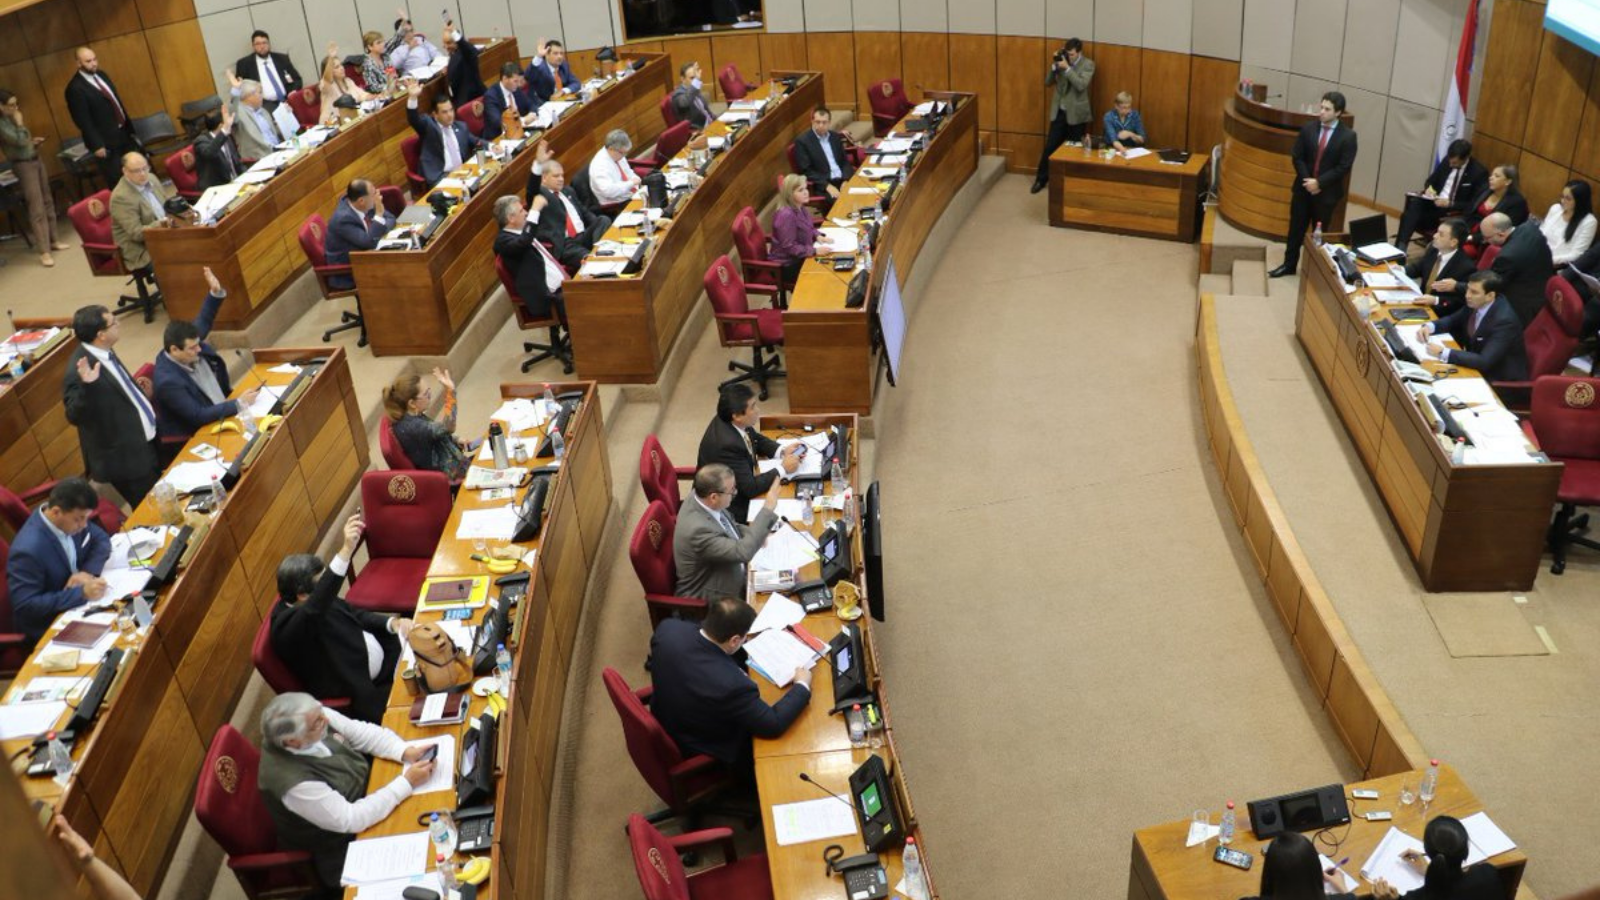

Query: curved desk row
[[0, 320, 81, 505], [0, 348, 367, 898]]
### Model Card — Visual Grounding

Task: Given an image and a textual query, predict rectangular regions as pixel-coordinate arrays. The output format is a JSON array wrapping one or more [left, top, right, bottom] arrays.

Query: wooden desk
[[343, 381, 612, 900], [783, 92, 979, 415], [1047, 148, 1208, 241], [1219, 91, 1353, 240], [0, 321, 80, 515], [1128, 765, 1526, 900], [562, 71, 824, 383], [147, 40, 518, 332], [756, 750, 908, 900], [1295, 237, 1561, 590], [0, 348, 365, 899], [351, 52, 671, 357]]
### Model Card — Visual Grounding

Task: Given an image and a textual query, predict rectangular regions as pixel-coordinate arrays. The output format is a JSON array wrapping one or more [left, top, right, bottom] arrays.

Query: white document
[[194, 183, 245, 222], [0, 701, 69, 739], [160, 459, 230, 494], [1121, 147, 1153, 159], [717, 110, 756, 125], [750, 593, 806, 634], [1184, 821, 1220, 847], [235, 169, 275, 184], [746, 499, 809, 523], [1433, 378, 1500, 408], [455, 506, 519, 541], [1373, 289, 1421, 304], [8, 676, 84, 704], [579, 259, 628, 277], [476, 437, 531, 462], [859, 166, 899, 180], [246, 385, 284, 419], [1319, 854, 1359, 893], [353, 875, 438, 900], [1359, 241, 1408, 260], [613, 211, 645, 227], [462, 466, 528, 490], [108, 527, 164, 567], [1393, 323, 1441, 360], [743, 628, 823, 687], [1386, 263, 1422, 293], [1363, 272, 1406, 289], [339, 831, 431, 886], [729, 99, 767, 111], [271, 103, 302, 139], [401, 736, 456, 794], [489, 398, 545, 433], [267, 363, 302, 374], [1461, 811, 1517, 865], [848, 187, 881, 195], [877, 138, 914, 153], [818, 227, 860, 254], [1359, 827, 1426, 894], [101, 568, 153, 601], [752, 526, 820, 573], [771, 797, 859, 846], [248, 150, 294, 172], [663, 170, 693, 189]]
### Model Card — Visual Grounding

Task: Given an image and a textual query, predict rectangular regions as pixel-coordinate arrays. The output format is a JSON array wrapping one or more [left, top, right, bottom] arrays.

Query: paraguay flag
[[1436, 0, 1479, 164]]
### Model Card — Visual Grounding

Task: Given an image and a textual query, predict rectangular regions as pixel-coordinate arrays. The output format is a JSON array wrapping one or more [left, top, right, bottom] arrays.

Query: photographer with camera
[[1032, 37, 1094, 194]]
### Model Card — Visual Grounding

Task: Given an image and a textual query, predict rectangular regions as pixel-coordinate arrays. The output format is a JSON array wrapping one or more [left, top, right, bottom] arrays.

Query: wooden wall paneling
[[710, 31, 762, 99], [145, 19, 215, 123], [0, 59, 53, 168], [85, 31, 162, 120], [806, 32, 858, 107], [995, 35, 1046, 135], [900, 31, 948, 94], [947, 33, 997, 132], [161, 523, 259, 740], [1467, 132, 1521, 173], [0, 16, 30, 64], [1472, 0, 1544, 145], [133, 0, 195, 29], [1188, 54, 1238, 156], [1515, 149, 1571, 215], [1571, 65, 1600, 181], [565, 48, 601, 82], [759, 32, 809, 72], [1139, 47, 1189, 149], [1088, 41, 1141, 131], [1000, 131, 1044, 173], [33, 41, 90, 156], [853, 31, 903, 117], [662, 35, 713, 90], [1324, 654, 1380, 772], [73, 0, 143, 43], [1523, 31, 1594, 168], [19, 0, 86, 57]]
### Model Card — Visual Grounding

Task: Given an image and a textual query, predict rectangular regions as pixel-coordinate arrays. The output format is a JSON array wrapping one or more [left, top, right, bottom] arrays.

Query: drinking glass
[[472, 537, 487, 556], [1399, 783, 1416, 806], [1191, 809, 1210, 847]]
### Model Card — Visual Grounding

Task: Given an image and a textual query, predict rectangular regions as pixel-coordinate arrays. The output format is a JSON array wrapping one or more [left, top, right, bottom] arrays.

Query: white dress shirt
[[389, 39, 443, 75], [1541, 204, 1597, 266], [1438, 164, 1462, 203], [81, 343, 156, 440], [504, 224, 566, 293], [587, 146, 640, 204], [255, 55, 288, 101], [279, 707, 414, 835], [816, 133, 842, 180]]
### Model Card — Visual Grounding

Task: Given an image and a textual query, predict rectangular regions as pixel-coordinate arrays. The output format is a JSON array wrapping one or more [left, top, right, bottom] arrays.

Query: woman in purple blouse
[[769, 174, 831, 282]]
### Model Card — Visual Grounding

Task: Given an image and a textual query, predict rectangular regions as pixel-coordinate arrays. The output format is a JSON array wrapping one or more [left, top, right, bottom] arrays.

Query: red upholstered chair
[[0, 537, 27, 675], [345, 470, 452, 613], [132, 361, 188, 463], [0, 482, 124, 539], [1522, 376, 1600, 574], [704, 255, 785, 400], [296, 214, 366, 346], [457, 97, 486, 137], [400, 135, 427, 197], [494, 255, 573, 373], [630, 501, 705, 628], [660, 93, 679, 128], [377, 184, 407, 218], [731, 206, 793, 304], [1475, 243, 1500, 270], [378, 416, 419, 469], [645, 121, 692, 170], [1489, 276, 1585, 413], [867, 78, 913, 137], [639, 435, 693, 516], [250, 601, 352, 711], [603, 668, 736, 827], [194, 725, 322, 900], [627, 812, 773, 900], [66, 190, 162, 322], [166, 144, 202, 201], [718, 64, 757, 101], [285, 85, 321, 129], [344, 62, 367, 90]]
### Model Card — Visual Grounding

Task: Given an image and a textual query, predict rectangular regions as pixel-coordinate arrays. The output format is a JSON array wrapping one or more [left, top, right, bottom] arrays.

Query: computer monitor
[[848, 753, 906, 852], [456, 710, 498, 807], [820, 520, 853, 586], [876, 256, 907, 386], [826, 424, 851, 477], [863, 481, 884, 622], [829, 623, 869, 703]]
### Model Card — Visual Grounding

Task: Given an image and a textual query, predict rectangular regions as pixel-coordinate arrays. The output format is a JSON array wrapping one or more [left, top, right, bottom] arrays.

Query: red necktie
[[1313, 125, 1331, 173], [95, 77, 126, 126], [563, 198, 577, 237], [617, 157, 631, 180]]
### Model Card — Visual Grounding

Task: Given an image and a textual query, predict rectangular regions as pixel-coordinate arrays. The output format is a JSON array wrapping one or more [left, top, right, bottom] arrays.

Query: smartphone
[[1351, 789, 1380, 800], [416, 744, 439, 763], [1364, 811, 1394, 821], [440, 8, 449, 20], [1214, 846, 1253, 870]]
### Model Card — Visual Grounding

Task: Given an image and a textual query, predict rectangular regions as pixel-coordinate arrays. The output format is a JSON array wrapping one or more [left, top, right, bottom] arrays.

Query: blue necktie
[[261, 57, 286, 101], [109, 351, 156, 431]]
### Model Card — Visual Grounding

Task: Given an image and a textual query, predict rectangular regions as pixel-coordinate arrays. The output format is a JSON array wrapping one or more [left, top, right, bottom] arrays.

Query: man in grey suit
[[1032, 37, 1094, 194], [229, 77, 283, 161], [674, 463, 779, 601]]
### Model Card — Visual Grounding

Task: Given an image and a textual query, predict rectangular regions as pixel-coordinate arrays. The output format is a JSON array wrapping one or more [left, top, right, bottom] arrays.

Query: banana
[[471, 553, 519, 575], [459, 857, 491, 885], [209, 420, 241, 435], [258, 413, 285, 431]]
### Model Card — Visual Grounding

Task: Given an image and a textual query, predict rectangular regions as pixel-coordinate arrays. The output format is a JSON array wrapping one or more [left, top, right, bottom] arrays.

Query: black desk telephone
[[823, 845, 888, 900]]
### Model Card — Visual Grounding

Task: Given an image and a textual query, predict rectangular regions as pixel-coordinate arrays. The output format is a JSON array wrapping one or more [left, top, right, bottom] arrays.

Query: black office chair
[[57, 137, 102, 200], [131, 112, 186, 159], [179, 95, 223, 137]]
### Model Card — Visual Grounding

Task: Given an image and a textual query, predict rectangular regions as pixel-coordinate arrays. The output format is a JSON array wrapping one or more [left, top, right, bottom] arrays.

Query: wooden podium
[[1219, 89, 1353, 239]]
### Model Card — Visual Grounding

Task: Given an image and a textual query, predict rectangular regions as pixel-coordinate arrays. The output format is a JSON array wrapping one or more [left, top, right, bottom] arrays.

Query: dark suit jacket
[[1464, 186, 1530, 232], [793, 129, 855, 188], [324, 199, 388, 289], [62, 346, 159, 489], [481, 83, 536, 140], [192, 129, 242, 192], [523, 58, 579, 102], [1396, 864, 1503, 900], [670, 83, 712, 129], [1436, 298, 1529, 382], [494, 226, 561, 319], [448, 37, 485, 106], [405, 104, 483, 187], [530, 185, 598, 263], [648, 617, 811, 764], [1290, 120, 1357, 202], [1424, 157, 1488, 214], [1405, 247, 1475, 317], [697, 417, 780, 523], [1491, 220, 1557, 325], [153, 291, 235, 440], [64, 70, 137, 155], [6, 509, 111, 645], [269, 563, 397, 724], [233, 52, 303, 97]]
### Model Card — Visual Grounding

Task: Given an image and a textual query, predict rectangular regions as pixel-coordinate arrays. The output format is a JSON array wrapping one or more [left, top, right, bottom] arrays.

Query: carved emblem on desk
[[387, 474, 417, 502], [214, 756, 239, 794], [647, 847, 671, 882], [1565, 382, 1595, 409], [1355, 336, 1371, 376]]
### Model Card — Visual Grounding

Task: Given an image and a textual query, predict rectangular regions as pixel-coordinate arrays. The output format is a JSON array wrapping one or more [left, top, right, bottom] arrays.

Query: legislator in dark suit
[[530, 184, 608, 270], [481, 81, 536, 141], [406, 102, 483, 187], [1405, 245, 1475, 318], [1490, 220, 1557, 325], [1463, 185, 1530, 235], [524, 56, 579, 103], [1434, 297, 1528, 382], [324, 197, 390, 290], [1392, 863, 1503, 900], [697, 416, 780, 524], [793, 127, 855, 191], [234, 50, 303, 110], [153, 290, 238, 442], [670, 82, 713, 129], [65, 68, 139, 187], [447, 32, 485, 106], [494, 224, 566, 321], [648, 617, 811, 766], [6, 507, 111, 647], [63, 320, 162, 507], [674, 493, 775, 600], [192, 127, 242, 192], [1276, 109, 1357, 274], [270, 556, 400, 725], [1395, 155, 1488, 248]]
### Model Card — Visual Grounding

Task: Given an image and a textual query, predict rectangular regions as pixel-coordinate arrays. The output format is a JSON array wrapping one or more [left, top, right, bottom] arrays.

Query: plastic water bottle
[[542, 383, 557, 412], [209, 473, 227, 509], [801, 490, 815, 528], [45, 731, 73, 786], [642, 207, 655, 237], [550, 425, 566, 462], [436, 853, 458, 891], [429, 812, 457, 858], [1312, 221, 1324, 247], [8, 354, 25, 379], [902, 836, 928, 900], [1219, 801, 1237, 846], [848, 704, 866, 747], [860, 240, 873, 274], [495, 643, 513, 697], [1420, 759, 1439, 805], [1451, 437, 1466, 465], [237, 401, 257, 438], [829, 457, 846, 495]]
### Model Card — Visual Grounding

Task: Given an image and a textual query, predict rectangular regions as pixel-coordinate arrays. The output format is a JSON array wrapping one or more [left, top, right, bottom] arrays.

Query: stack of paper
[[1359, 827, 1426, 893], [818, 227, 860, 254], [246, 385, 284, 419], [0, 701, 69, 740], [743, 628, 824, 687], [746, 499, 809, 523], [400, 737, 456, 792], [1363, 271, 1406, 289], [1462, 812, 1517, 864], [749, 593, 806, 634], [579, 259, 629, 277], [455, 505, 519, 541], [489, 398, 545, 433], [771, 797, 858, 846], [462, 466, 527, 489], [717, 110, 756, 125], [339, 832, 430, 886], [160, 460, 230, 494], [751, 527, 819, 572]]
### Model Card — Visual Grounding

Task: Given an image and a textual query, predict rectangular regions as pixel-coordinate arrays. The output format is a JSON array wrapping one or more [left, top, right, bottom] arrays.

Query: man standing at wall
[[1032, 38, 1094, 195], [1270, 91, 1357, 278]]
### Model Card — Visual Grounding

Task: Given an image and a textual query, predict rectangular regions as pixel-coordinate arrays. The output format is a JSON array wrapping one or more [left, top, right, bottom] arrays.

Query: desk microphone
[[798, 772, 855, 811]]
